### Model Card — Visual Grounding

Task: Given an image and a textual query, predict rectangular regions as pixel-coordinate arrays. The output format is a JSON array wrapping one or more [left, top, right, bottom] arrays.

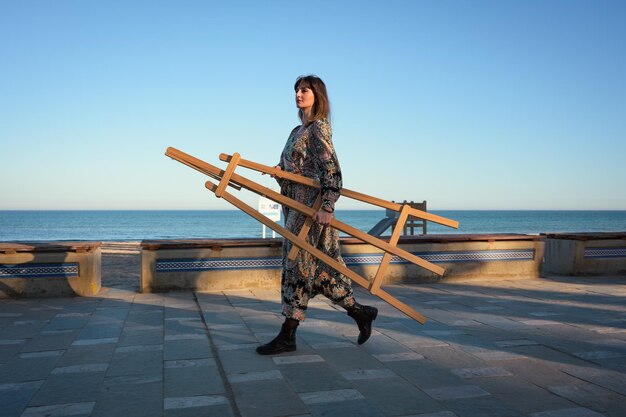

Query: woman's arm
[[310, 120, 342, 214]]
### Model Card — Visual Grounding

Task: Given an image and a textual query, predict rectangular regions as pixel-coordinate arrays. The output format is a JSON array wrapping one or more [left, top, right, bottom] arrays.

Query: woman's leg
[[256, 187, 317, 355], [313, 228, 378, 345], [281, 266, 311, 321], [312, 268, 355, 309], [256, 251, 313, 355], [312, 226, 356, 307], [256, 316, 299, 355], [313, 267, 378, 344]]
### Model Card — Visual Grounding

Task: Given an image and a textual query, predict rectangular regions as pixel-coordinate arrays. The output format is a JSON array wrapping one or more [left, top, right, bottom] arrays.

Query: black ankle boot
[[347, 302, 378, 345], [256, 319, 298, 355]]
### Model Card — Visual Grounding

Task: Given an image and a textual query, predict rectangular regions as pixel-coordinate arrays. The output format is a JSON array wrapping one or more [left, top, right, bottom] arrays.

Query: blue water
[[1, 210, 625, 241]]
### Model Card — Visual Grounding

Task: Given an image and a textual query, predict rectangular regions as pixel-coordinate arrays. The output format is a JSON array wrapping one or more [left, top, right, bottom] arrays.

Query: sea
[[1, 210, 625, 242]]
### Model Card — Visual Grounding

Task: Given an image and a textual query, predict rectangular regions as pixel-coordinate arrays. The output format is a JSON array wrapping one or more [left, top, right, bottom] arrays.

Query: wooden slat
[[288, 194, 322, 261], [220, 153, 459, 229], [215, 152, 240, 198], [168, 147, 444, 276], [165, 147, 241, 191], [370, 204, 411, 295], [204, 179, 427, 324]]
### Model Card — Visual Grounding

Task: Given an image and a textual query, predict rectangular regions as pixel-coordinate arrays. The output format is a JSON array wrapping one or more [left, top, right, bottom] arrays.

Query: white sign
[[258, 196, 281, 238], [258, 196, 281, 221]]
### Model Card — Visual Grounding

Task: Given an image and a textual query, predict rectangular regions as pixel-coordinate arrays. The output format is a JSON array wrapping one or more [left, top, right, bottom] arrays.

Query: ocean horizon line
[[3, 210, 626, 241], [2, 209, 626, 212]]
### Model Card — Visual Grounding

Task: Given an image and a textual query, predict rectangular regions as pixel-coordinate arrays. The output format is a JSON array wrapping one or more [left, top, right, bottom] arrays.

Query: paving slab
[[315, 345, 385, 371], [442, 395, 525, 417], [423, 385, 491, 401], [164, 359, 224, 397], [299, 388, 364, 404], [75, 323, 123, 340], [496, 357, 588, 389], [386, 358, 470, 390], [403, 412, 459, 417], [1, 321, 50, 339], [528, 407, 608, 417], [163, 394, 235, 417], [0, 354, 62, 383], [29, 371, 106, 406], [351, 377, 442, 416], [56, 345, 115, 367], [273, 354, 325, 365], [92, 375, 163, 417], [547, 383, 626, 417], [418, 345, 489, 368], [561, 365, 626, 396], [45, 315, 92, 331], [373, 351, 425, 362], [473, 376, 578, 414], [165, 403, 234, 417], [106, 346, 163, 377], [210, 325, 259, 346], [305, 398, 385, 417], [117, 328, 164, 346], [227, 369, 282, 383], [218, 347, 278, 374], [21, 401, 96, 417], [0, 380, 44, 417], [20, 329, 80, 352], [451, 366, 513, 379], [280, 361, 353, 392], [163, 337, 212, 360], [231, 378, 308, 417]]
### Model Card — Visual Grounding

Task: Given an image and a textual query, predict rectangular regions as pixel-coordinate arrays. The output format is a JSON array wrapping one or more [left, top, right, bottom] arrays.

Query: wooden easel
[[166, 147, 459, 324]]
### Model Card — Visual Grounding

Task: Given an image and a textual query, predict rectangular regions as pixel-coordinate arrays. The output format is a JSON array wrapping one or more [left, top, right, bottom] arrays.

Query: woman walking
[[256, 75, 378, 355]]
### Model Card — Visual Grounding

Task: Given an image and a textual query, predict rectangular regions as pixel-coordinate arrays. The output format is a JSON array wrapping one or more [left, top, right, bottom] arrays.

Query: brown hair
[[294, 75, 331, 125]]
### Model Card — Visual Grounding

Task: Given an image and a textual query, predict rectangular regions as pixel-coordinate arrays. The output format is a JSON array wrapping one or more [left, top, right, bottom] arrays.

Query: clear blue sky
[[1, 1, 624, 210]]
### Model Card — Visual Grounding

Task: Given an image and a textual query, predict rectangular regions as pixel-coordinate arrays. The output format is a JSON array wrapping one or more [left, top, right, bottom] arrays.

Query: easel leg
[[288, 194, 322, 261], [370, 204, 411, 295]]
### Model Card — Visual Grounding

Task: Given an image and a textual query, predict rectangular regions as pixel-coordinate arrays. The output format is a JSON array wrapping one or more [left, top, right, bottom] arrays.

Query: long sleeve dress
[[277, 118, 355, 321]]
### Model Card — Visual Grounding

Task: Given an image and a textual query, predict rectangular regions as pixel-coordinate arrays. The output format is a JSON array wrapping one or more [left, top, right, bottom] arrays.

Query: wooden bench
[[369, 200, 428, 236], [0, 242, 101, 298]]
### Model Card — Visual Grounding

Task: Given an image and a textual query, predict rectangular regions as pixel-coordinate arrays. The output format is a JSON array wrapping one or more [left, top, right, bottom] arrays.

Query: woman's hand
[[313, 209, 333, 226], [262, 165, 282, 178], [263, 165, 282, 185]]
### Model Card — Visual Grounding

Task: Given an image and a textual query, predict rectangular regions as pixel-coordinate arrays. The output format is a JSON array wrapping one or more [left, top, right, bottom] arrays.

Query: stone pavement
[[1, 276, 625, 417]]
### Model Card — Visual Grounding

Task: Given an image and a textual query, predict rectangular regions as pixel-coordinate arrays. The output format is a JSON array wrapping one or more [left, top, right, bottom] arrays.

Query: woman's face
[[295, 85, 315, 112]]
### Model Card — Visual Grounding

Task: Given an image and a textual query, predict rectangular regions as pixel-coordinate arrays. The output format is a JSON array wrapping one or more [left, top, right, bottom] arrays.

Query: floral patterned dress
[[277, 118, 355, 321]]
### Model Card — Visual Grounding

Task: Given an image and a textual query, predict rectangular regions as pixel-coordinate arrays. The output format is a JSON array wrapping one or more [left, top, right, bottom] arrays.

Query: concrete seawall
[[0, 242, 101, 298], [140, 234, 545, 293], [543, 232, 626, 276], [3, 232, 624, 298]]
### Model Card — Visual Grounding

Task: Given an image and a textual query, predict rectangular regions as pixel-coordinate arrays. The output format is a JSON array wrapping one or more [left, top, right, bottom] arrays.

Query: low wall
[[140, 239, 283, 293], [342, 234, 544, 282], [543, 232, 626, 276], [140, 234, 544, 292], [0, 242, 102, 298]]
